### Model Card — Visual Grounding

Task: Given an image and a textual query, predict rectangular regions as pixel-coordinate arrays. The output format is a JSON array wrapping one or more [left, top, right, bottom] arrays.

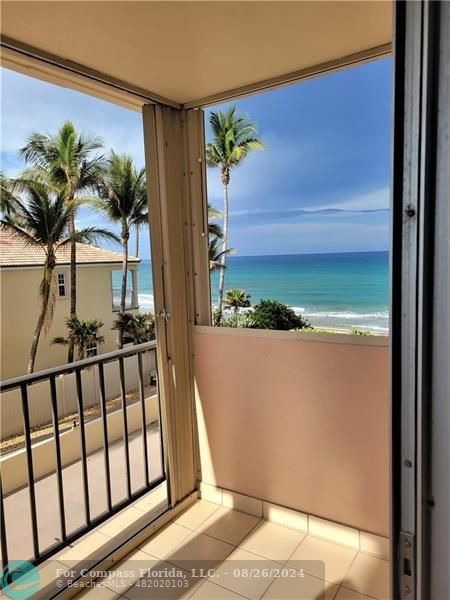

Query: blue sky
[[1, 57, 391, 258]]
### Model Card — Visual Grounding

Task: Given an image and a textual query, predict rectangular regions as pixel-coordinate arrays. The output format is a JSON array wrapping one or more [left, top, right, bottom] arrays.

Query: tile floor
[[74, 500, 390, 600]]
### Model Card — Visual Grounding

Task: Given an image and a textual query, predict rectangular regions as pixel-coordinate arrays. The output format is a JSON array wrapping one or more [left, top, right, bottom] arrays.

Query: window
[[57, 272, 66, 298], [85, 340, 98, 358]]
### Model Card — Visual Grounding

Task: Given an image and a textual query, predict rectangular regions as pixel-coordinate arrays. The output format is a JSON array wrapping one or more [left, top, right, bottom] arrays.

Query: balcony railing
[[0, 341, 165, 567]]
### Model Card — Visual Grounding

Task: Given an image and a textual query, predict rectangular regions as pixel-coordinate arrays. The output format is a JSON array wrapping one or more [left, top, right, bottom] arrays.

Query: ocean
[[116, 251, 389, 333]]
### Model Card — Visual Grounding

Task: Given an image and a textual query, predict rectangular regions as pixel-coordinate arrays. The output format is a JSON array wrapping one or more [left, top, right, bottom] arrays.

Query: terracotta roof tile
[[0, 228, 139, 267]]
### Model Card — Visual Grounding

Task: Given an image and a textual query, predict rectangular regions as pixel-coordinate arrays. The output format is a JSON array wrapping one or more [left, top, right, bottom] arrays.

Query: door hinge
[[158, 308, 170, 321], [399, 531, 415, 599]]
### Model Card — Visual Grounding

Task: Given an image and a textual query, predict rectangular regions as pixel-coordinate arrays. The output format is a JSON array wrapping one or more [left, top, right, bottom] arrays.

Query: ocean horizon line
[[137, 249, 389, 262]]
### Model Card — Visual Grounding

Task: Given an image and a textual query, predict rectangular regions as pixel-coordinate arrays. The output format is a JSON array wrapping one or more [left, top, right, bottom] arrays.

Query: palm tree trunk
[[217, 180, 229, 322], [67, 214, 76, 363], [135, 224, 139, 258], [119, 227, 129, 348], [28, 262, 54, 374]]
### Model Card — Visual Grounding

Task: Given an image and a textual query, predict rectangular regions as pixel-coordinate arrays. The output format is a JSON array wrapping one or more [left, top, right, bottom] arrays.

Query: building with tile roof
[[1, 228, 141, 378], [0, 228, 139, 268]]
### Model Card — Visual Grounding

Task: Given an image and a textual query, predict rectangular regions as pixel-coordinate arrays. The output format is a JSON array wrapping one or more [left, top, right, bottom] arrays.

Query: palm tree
[[1, 181, 116, 373], [0, 171, 20, 217], [209, 236, 234, 271], [19, 121, 105, 362], [208, 204, 223, 239], [52, 316, 105, 360], [205, 106, 264, 322], [112, 312, 155, 345], [92, 151, 148, 347], [224, 289, 251, 314]]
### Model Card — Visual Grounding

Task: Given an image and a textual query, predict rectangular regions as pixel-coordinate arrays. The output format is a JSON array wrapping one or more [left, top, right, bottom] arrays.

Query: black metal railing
[[0, 341, 165, 567]]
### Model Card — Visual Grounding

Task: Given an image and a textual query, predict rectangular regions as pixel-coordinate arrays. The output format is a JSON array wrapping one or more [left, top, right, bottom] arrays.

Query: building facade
[[0, 230, 140, 379]]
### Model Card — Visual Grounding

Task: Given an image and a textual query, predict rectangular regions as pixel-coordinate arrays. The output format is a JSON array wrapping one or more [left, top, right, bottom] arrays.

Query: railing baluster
[[75, 370, 91, 525], [98, 363, 112, 511], [0, 476, 8, 568], [0, 341, 161, 567], [20, 384, 40, 559], [49, 376, 66, 542], [137, 351, 150, 487], [118, 357, 132, 498]]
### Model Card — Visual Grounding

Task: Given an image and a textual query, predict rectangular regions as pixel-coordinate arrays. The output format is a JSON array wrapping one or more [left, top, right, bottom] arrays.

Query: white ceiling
[[1, 1, 392, 106]]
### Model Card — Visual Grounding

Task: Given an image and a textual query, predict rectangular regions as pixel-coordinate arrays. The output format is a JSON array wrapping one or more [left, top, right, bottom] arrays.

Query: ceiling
[[1, 1, 392, 106]]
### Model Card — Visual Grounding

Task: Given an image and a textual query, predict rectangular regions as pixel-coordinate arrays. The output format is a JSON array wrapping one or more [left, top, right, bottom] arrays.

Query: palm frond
[[206, 106, 264, 174], [71, 227, 121, 246]]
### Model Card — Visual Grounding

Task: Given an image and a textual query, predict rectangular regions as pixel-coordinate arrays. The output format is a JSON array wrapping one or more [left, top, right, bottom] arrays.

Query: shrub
[[248, 299, 310, 330], [219, 299, 310, 331], [220, 312, 256, 328]]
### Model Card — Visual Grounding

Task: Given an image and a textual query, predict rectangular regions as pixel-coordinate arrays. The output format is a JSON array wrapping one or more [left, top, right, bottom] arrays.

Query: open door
[[391, 2, 449, 598]]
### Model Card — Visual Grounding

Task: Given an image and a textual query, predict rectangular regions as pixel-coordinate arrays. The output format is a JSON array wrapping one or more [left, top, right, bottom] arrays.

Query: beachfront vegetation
[[19, 121, 105, 363], [0, 180, 116, 373], [223, 289, 251, 314], [206, 106, 264, 322], [91, 151, 148, 348], [219, 297, 310, 331], [350, 327, 371, 336], [52, 316, 105, 360], [112, 312, 155, 344], [246, 299, 310, 331]]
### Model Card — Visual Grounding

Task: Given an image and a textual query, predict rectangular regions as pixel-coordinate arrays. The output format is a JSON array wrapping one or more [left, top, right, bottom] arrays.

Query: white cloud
[[313, 187, 390, 212], [1, 67, 145, 169]]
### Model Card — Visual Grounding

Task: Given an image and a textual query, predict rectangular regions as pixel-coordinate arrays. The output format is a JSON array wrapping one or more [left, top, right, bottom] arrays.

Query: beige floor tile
[[287, 535, 357, 585], [335, 586, 374, 599], [139, 522, 192, 559], [166, 531, 234, 572], [190, 580, 248, 599], [209, 547, 280, 600], [99, 549, 159, 595], [359, 533, 390, 560], [123, 560, 202, 599], [172, 500, 220, 530], [263, 572, 338, 600], [198, 506, 260, 545], [239, 521, 305, 563], [344, 553, 390, 599]]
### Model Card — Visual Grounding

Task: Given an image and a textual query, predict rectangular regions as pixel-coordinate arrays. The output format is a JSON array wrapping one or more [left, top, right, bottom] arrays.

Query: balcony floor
[[73, 500, 390, 599]]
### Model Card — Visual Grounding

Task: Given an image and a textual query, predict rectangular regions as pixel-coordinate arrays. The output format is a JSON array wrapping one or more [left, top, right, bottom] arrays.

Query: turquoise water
[[130, 251, 389, 332]]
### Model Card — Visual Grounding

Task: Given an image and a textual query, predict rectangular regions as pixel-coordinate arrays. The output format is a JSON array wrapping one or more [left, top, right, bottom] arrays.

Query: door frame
[[391, 2, 449, 598]]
